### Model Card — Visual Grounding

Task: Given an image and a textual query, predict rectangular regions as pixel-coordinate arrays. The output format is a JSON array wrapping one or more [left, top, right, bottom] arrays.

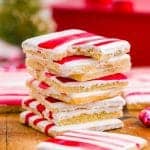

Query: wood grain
[[0, 111, 150, 150]]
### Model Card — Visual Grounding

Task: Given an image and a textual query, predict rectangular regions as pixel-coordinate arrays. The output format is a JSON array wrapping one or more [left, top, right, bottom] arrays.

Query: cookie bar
[[26, 53, 131, 81], [22, 29, 130, 62], [27, 79, 123, 105], [27, 69, 128, 93], [26, 93, 125, 113], [20, 110, 123, 137], [22, 97, 125, 126]]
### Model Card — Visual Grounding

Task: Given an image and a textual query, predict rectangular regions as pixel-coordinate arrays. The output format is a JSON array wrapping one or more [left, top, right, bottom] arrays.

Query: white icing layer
[[22, 29, 85, 48], [52, 35, 103, 53], [98, 40, 130, 53]]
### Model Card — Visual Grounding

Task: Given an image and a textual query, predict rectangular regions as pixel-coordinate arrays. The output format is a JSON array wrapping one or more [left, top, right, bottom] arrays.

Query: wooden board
[[0, 110, 150, 150]]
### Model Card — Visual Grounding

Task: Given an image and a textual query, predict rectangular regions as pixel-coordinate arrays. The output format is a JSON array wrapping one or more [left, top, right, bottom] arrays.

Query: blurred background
[[0, 0, 150, 70]]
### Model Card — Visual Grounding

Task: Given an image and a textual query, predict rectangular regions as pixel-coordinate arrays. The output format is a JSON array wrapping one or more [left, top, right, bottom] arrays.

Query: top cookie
[[22, 29, 130, 61]]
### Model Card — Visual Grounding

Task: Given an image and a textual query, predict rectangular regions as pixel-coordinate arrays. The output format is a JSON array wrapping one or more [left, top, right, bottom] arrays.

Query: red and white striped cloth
[[0, 69, 29, 106], [0, 39, 21, 62], [37, 129, 147, 150]]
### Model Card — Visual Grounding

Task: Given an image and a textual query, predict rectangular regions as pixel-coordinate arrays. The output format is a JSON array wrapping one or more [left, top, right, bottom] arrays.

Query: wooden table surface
[[0, 110, 150, 150]]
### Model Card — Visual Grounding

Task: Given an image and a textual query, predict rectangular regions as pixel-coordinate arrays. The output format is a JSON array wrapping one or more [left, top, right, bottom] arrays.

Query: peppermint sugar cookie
[[22, 96, 125, 126], [28, 71, 128, 94], [20, 111, 123, 136], [22, 29, 130, 61], [26, 53, 130, 81], [27, 78, 124, 105]]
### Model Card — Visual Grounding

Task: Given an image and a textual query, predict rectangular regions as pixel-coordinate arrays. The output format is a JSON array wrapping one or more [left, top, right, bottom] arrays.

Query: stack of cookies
[[20, 29, 131, 136]]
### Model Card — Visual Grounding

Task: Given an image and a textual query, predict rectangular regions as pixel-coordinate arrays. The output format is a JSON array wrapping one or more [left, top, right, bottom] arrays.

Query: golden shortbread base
[[57, 111, 123, 126], [127, 103, 150, 110]]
